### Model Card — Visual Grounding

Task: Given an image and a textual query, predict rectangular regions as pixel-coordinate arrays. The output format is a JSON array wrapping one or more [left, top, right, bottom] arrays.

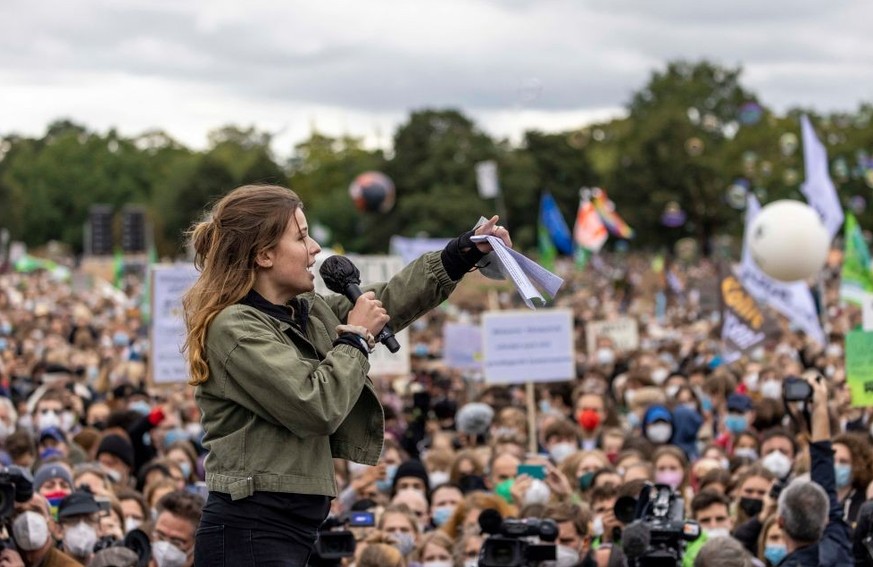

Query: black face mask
[[739, 497, 763, 518]]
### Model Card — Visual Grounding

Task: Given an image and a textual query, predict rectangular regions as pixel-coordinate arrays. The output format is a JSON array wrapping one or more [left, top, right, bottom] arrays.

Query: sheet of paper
[[471, 234, 565, 309]]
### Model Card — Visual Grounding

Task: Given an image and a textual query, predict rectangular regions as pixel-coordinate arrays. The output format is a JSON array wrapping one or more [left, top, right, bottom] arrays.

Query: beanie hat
[[96, 434, 135, 469], [33, 463, 74, 491], [392, 459, 430, 493]]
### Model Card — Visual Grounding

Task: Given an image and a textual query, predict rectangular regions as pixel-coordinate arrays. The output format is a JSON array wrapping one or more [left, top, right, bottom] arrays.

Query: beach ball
[[748, 200, 829, 282]]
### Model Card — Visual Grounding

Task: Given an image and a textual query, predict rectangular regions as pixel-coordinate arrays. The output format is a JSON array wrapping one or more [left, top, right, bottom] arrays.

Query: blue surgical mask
[[179, 461, 192, 480], [725, 414, 747, 434], [432, 506, 453, 527], [835, 463, 853, 489], [129, 401, 151, 416], [626, 412, 641, 429], [764, 544, 787, 565], [377, 464, 398, 493], [0, 338, 6, 351], [0, 323, 12, 335], [538, 400, 551, 414], [113, 332, 129, 347]]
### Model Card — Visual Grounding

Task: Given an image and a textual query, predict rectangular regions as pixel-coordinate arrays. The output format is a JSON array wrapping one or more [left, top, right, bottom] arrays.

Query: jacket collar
[[240, 290, 309, 331]]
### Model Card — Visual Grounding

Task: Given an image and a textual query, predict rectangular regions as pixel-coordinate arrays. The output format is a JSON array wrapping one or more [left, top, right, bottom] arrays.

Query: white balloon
[[748, 200, 830, 282]]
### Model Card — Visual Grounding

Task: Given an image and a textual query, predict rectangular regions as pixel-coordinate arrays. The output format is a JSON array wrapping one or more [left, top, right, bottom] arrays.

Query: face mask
[[665, 385, 680, 399], [37, 410, 61, 431], [44, 490, 69, 520], [651, 368, 669, 385], [429, 470, 450, 488], [113, 332, 130, 347], [152, 540, 188, 567], [538, 400, 552, 414], [13, 511, 49, 551], [423, 562, 453, 567], [704, 527, 730, 539], [392, 532, 416, 556], [377, 464, 398, 493], [626, 412, 641, 429], [0, 338, 6, 351], [762, 451, 793, 479], [595, 348, 615, 366], [743, 373, 760, 392], [655, 470, 683, 490], [578, 471, 595, 491], [129, 401, 151, 416], [87, 366, 99, 381], [63, 521, 98, 557], [739, 497, 763, 518], [764, 544, 787, 565], [124, 517, 142, 534], [18, 414, 33, 433], [646, 423, 672, 444], [577, 409, 601, 432], [835, 463, 853, 489], [725, 414, 747, 434], [432, 506, 453, 527], [761, 380, 782, 400], [0, 322, 12, 335], [185, 422, 203, 440], [61, 410, 77, 432], [103, 467, 122, 484], [734, 447, 759, 461], [464, 560, 478, 567], [624, 389, 637, 407], [524, 479, 552, 506], [592, 515, 604, 537], [179, 461, 192, 480], [551, 545, 580, 567], [549, 442, 577, 464]]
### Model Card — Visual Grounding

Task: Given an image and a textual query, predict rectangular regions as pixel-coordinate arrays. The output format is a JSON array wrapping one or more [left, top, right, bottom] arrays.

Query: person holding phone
[[183, 185, 513, 567]]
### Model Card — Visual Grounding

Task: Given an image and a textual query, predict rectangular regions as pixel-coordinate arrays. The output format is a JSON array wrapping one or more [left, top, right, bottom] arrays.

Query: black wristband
[[441, 230, 487, 281], [334, 333, 370, 357]]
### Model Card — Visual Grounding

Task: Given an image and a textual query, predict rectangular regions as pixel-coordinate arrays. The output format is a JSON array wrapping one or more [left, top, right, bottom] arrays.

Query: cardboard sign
[[482, 309, 574, 384], [150, 264, 199, 383], [585, 317, 639, 354]]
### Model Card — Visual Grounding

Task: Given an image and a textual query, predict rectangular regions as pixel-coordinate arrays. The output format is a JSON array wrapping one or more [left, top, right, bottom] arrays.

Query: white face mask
[[61, 410, 77, 432], [545, 545, 581, 567], [704, 527, 731, 539], [762, 450, 793, 479], [664, 385, 680, 399], [37, 409, 61, 431], [548, 442, 577, 464], [743, 373, 759, 392], [152, 540, 188, 567], [13, 511, 50, 551], [464, 560, 478, 567], [646, 423, 672, 444], [429, 470, 450, 488], [651, 368, 669, 385], [761, 380, 782, 400], [596, 348, 615, 366], [423, 562, 453, 567], [63, 521, 98, 557], [524, 479, 552, 506], [592, 515, 604, 537], [124, 517, 142, 534], [734, 447, 759, 461]]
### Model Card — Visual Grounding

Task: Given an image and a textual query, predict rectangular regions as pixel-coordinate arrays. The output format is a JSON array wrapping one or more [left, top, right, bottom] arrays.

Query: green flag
[[574, 247, 590, 270], [113, 249, 124, 289], [840, 213, 873, 305]]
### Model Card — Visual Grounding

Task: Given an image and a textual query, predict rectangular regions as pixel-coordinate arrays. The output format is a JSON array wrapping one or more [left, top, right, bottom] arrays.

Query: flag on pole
[[113, 249, 124, 289], [540, 192, 574, 255], [538, 195, 558, 271], [591, 188, 635, 239], [840, 213, 873, 305], [800, 115, 844, 239], [574, 193, 608, 253]]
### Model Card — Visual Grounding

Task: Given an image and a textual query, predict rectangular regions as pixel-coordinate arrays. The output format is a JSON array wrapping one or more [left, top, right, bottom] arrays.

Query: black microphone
[[319, 255, 400, 353], [478, 508, 503, 535]]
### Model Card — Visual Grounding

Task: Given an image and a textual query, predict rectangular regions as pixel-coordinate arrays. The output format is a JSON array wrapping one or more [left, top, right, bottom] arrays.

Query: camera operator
[[775, 373, 851, 566], [0, 492, 82, 567]]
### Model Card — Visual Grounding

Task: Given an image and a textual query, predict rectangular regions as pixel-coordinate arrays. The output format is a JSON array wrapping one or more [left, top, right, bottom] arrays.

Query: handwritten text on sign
[[482, 309, 574, 384]]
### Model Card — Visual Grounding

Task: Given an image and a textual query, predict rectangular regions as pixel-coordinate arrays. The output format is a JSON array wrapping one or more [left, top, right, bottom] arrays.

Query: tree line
[[1, 60, 871, 259]]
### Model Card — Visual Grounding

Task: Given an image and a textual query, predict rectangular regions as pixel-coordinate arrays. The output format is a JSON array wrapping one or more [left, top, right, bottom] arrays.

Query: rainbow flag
[[592, 188, 634, 239], [574, 195, 608, 252]]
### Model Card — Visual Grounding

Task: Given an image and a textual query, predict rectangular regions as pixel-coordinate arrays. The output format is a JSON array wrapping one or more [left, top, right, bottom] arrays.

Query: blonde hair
[[182, 185, 302, 385]]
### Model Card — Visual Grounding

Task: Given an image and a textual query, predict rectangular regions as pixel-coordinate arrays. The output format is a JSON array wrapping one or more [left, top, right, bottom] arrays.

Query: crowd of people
[[0, 226, 869, 567]]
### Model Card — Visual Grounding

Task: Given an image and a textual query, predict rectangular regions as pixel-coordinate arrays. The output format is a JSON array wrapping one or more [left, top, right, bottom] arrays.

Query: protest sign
[[150, 264, 199, 383], [846, 330, 873, 407], [482, 309, 574, 384], [585, 317, 639, 355], [720, 274, 767, 362], [443, 322, 483, 371]]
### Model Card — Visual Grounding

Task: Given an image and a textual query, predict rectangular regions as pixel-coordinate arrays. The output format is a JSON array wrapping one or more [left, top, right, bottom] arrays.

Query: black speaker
[[89, 205, 114, 256], [121, 207, 146, 253]]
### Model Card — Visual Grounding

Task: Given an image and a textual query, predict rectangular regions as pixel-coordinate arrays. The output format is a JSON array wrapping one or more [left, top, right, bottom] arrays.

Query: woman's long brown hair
[[182, 184, 301, 385]]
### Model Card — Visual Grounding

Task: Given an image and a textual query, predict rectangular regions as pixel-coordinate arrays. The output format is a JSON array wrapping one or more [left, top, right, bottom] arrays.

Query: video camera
[[0, 466, 35, 550], [477, 508, 558, 567], [614, 483, 701, 567], [310, 511, 376, 567]]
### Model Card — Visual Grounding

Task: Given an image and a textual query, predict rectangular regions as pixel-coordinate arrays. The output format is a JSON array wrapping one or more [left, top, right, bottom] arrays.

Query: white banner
[[443, 322, 483, 370], [389, 236, 452, 266], [739, 196, 825, 345], [800, 115, 844, 239], [475, 160, 500, 199], [314, 253, 410, 376], [150, 264, 199, 383], [482, 309, 574, 384], [585, 317, 640, 355]]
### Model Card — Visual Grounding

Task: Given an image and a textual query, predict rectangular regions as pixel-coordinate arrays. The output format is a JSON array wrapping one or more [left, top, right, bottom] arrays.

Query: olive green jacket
[[196, 251, 456, 500]]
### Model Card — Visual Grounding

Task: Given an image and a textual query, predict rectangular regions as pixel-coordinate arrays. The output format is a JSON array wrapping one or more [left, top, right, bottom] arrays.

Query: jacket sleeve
[[323, 252, 456, 333], [810, 440, 853, 567], [732, 516, 763, 557], [212, 309, 371, 438]]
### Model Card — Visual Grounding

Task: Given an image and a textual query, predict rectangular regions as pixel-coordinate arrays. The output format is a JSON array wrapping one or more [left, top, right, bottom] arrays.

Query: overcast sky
[[2, 0, 871, 157]]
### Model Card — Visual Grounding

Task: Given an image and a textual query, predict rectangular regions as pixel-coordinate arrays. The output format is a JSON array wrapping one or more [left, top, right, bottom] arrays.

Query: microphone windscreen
[[319, 255, 360, 294], [621, 521, 651, 560], [455, 403, 494, 436], [478, 508, 503, 535]]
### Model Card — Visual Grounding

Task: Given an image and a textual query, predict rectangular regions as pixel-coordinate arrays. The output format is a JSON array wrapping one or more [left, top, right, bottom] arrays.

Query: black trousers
[[195, 491, 331, 567]]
